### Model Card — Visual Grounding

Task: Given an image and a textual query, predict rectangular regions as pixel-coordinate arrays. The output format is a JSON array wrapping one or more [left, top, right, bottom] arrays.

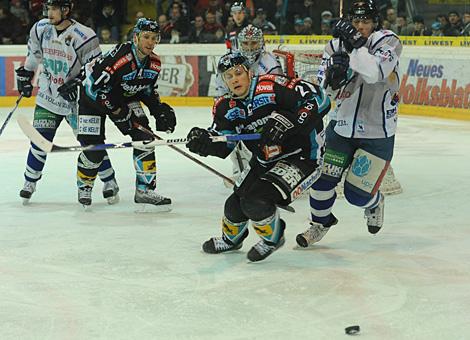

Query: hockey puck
[[345, 325, 360, 335]]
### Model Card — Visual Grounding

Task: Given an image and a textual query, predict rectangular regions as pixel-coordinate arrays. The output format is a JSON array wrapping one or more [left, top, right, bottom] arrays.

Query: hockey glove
[[58, 78, 82, 102], [324, 52, 350, 91], [332, 19, 368, 53], [260, 112, 295, 147], [110, 105, 134, 136], [152, 102, 176, 133], [186, 127, 214, 157], [15, 66, 34, 98]]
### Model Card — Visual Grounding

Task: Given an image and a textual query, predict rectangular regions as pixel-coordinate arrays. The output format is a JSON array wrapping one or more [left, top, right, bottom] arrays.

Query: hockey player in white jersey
[[296, 0, 402, 247], [216, 24, 283, 182], [16, 0, 119, 204]]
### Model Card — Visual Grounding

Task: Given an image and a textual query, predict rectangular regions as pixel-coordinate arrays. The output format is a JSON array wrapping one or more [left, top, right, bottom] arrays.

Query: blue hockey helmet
[[134, 18, 160, 35]]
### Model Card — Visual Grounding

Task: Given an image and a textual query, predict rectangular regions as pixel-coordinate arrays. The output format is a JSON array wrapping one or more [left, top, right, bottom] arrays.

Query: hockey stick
[[16, 114, 260, 153], [133, 123, 236, 184], [134, 123, 296, 213], [0, 94, 23, 137]]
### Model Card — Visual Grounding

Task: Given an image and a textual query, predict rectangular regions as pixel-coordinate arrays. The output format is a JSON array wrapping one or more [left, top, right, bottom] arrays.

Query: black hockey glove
[[15, 66, 34, 98], [260, 112, 295, 147], [332, 19, 368, 53], [58, 78, 82, 102], [110, 105, 134, 135], [152, 102, 176, 133], [324, 52, 350, 91], [186, 127, 214, 157]]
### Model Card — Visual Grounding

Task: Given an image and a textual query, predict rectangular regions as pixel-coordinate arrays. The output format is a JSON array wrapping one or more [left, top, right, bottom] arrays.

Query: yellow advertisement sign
[[265, 35, 470, 47]]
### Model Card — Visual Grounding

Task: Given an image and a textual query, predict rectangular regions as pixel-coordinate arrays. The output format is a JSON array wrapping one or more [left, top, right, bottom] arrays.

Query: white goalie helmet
[[238, 24, 265, 65]]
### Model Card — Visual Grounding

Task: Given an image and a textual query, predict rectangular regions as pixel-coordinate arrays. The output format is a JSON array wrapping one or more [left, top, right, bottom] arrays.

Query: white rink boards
[[1, 106, 470, 339]]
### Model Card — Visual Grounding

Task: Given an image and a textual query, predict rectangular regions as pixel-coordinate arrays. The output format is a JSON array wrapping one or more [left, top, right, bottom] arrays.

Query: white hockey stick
[[16, 115, 260, 153]]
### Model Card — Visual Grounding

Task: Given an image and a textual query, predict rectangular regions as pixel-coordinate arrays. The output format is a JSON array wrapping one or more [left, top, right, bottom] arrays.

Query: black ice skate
[[202, 229, 248, 254], [247, 220, 286, 262], [19, 180, 36, 205], [102, 178, 120, 205], [134, 188, 172, 212], [78, 186, 93, 207]]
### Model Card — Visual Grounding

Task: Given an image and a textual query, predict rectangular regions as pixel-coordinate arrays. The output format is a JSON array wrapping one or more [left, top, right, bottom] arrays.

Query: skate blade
[[135, 203, 172, 213], [106, 194, 120, 205], [22, 197, 31, 206]]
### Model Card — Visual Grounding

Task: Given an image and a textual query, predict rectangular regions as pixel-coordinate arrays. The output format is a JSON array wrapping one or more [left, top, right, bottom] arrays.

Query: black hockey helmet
[[217, 52, 249, 74], [134, 17, 160, 35], [43, 0, 73, 19], [230, 1, 245, 14], [348, 0, 380, 23]]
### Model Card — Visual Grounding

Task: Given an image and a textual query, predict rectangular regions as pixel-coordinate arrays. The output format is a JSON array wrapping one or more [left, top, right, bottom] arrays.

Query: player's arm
[[75, 32, 102, 66], [16, 21, 44, 97], [186, 97, 235, 158], [139, 83, 177, 133], [349, 35, 402, 84], [260, 78, 330, 147]]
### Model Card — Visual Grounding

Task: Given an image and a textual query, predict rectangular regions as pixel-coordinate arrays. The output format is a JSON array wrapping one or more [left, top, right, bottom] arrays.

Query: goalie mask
[[238, 24, 264, 65]]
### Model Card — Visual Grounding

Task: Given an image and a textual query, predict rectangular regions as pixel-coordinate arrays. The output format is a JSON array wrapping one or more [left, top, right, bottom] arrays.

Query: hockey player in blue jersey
[[16, 0, 119, 204], [296, 0, 402, 247]]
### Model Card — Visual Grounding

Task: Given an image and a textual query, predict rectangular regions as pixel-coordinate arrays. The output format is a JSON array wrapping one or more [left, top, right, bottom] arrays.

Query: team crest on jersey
[[229, 99, 236, 108], [65, 35, 73, 46], [43, 27, 53, 41], [225, 107, 246, 121]]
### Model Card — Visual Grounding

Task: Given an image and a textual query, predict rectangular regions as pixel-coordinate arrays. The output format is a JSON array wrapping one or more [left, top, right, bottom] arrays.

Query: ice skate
[[247, 237, 285, 262], [19, 180, 36, 205], [364, 193, 384, 234], [202, 233, 247, 254], [295, 215, 338, 248], [102, 178, 120, 205], [78, 186, 93, 207], [134, 187, 172, 212]]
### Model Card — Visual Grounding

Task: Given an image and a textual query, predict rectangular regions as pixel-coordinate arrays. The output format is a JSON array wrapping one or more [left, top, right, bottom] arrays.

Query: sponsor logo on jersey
[[274, 76, 288, 86], [121, 83, 149, 95], [251, 93, 276, 110], [113, 53, 133, 71], [292, 168, 321, 200], [351, 155, 371, 177], [150, 61, 161, 71], [225, 107, 246, 121], [229, 99, 236, 108], [73, 27, 88, 40], [255, 83, 274, 93], [236, 115, 270, 133]]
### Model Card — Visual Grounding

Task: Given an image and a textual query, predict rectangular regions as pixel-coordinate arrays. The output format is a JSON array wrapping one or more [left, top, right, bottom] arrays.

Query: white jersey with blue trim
[[24, 18, 101, 116], [215, 51, 283, 96], [318, 29, 402, 139]]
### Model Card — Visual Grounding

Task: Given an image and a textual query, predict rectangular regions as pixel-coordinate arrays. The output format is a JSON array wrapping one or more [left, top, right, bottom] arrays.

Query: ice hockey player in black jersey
[[58, 18, 176, 208], [186, 52, 331, 262]]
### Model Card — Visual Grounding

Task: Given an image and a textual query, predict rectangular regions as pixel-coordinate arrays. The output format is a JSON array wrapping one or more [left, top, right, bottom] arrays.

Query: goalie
[[297, 0, 402, 248]]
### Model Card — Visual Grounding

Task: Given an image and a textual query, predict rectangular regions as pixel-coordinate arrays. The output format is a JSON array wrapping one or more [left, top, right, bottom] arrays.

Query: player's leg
[[296, 121, 355, 247], [240, 158, 321, 261], [343, 136, 395, 234], [126, 115, 171, 209], [66, 107, 119, 204], [75, 105, 107, 206], [202, 193, 249, 254], [20, 106, 64, 204]]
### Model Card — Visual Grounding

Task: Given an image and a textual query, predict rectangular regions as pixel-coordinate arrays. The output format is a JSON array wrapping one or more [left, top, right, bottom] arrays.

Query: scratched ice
[[1, 107, 469, 339]]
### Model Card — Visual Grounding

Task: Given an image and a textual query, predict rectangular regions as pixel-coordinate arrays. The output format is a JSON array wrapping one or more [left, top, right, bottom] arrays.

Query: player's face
[[232, 11, 245, 25], [47, 5, 63, 25], [137, 31, 161, 55], [223, 65, 250, 98], [352, 18, 374, 38]]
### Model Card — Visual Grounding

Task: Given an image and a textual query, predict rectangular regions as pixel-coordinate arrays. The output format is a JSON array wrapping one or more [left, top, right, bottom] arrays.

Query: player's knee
[[77, 134, 104, 146], [240, 196, 276, 222], [311, 176, 338, 191], [224, 193, 248, 223], [343, 183, 372, 207]]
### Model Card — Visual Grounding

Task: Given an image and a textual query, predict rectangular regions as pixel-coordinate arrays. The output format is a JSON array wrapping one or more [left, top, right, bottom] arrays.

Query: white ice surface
[[1, 107, 470, 340]]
